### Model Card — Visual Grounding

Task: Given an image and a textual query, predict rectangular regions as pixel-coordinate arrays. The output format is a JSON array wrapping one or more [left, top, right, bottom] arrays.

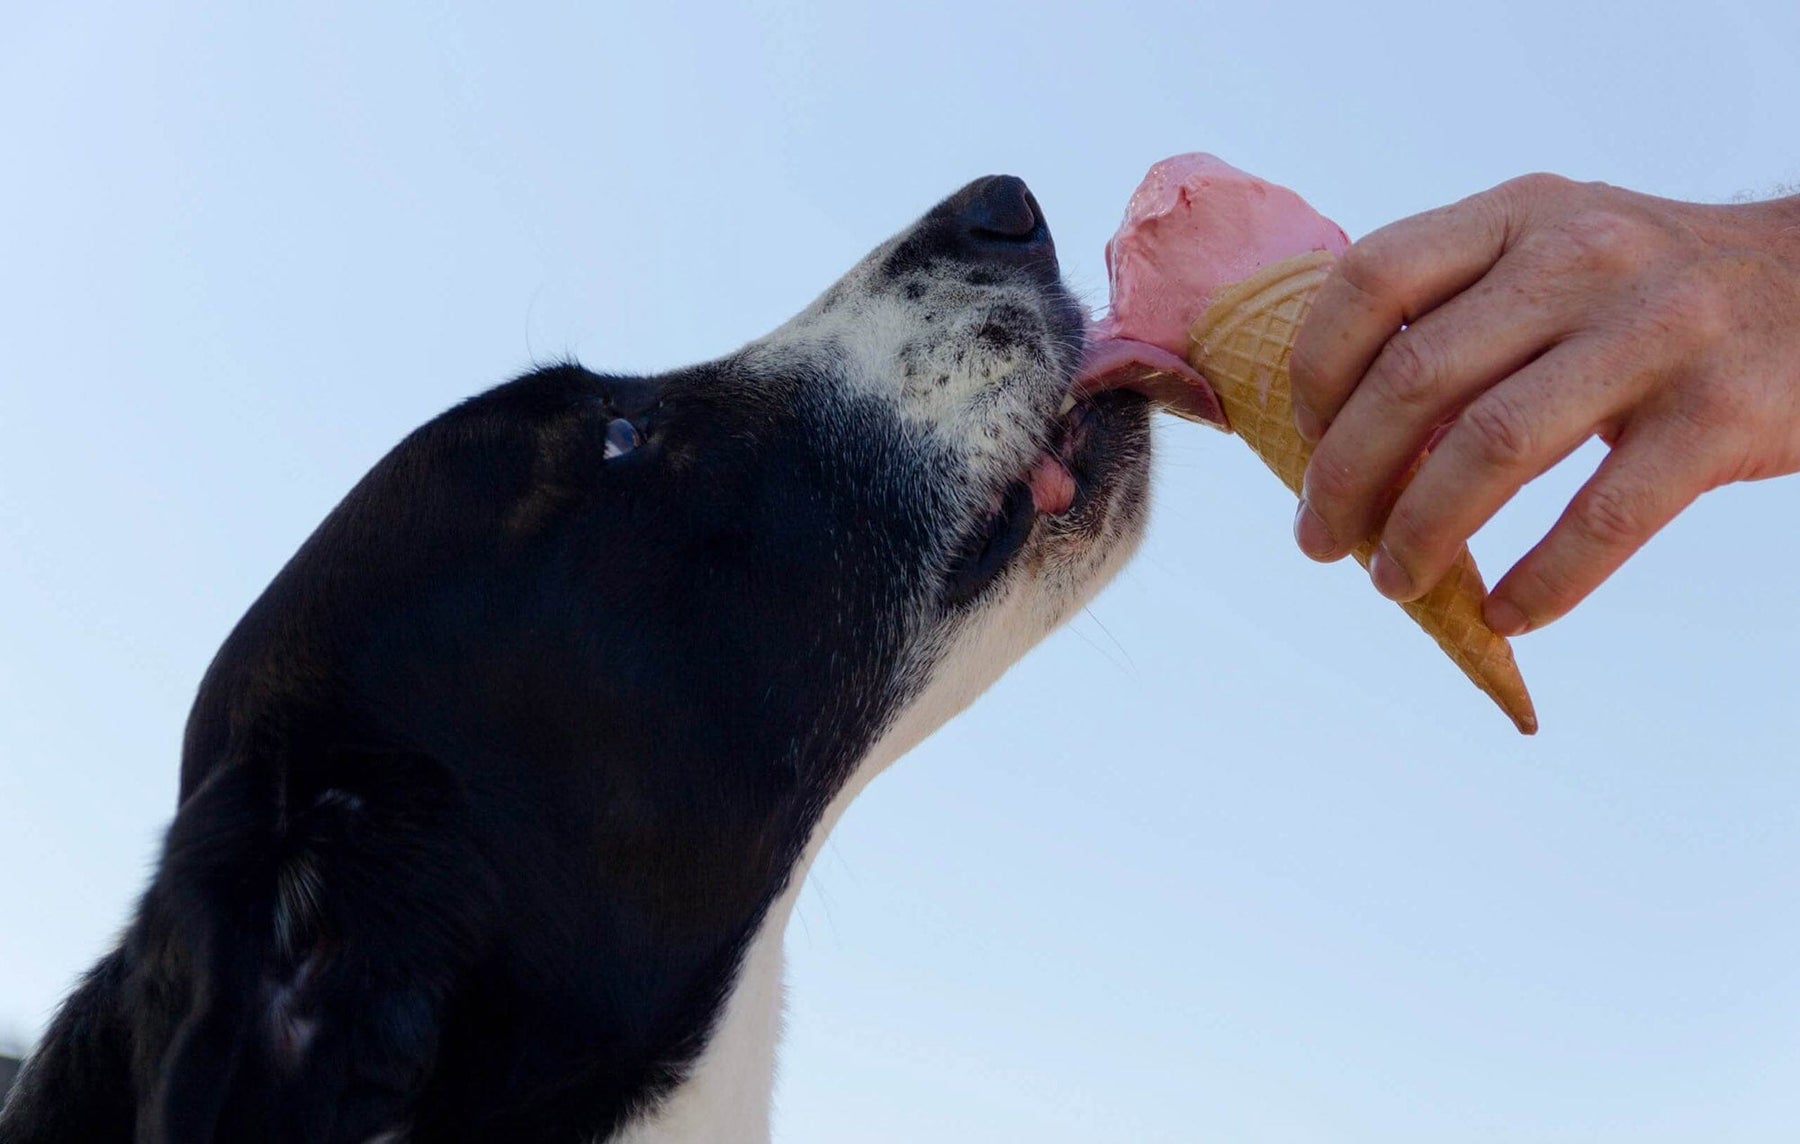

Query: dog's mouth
[[1021, 321, 1234, 523], [942, 279, 1231, 608], [1020, 396, 1084, 517], [941, 386, 1141, 607], [1074, 332, 1229, 430]]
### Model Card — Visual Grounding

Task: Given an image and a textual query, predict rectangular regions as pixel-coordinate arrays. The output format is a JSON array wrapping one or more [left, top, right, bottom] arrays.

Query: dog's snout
[[950, 175, 1054, 267], [882, 174, 1062, 283], [959, 175, 1040, 241]]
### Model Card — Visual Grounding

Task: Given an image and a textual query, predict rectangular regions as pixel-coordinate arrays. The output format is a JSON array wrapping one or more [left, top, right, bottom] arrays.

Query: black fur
[[0, 175, 1140, 1143]]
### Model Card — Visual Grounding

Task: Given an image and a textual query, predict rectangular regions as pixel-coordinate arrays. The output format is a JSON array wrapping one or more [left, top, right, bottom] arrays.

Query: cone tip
[[1510, 703, 1539, 736]]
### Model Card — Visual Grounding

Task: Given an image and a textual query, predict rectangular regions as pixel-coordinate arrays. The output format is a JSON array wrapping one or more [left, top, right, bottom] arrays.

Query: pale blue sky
[[3, 2, 1798, 1139]]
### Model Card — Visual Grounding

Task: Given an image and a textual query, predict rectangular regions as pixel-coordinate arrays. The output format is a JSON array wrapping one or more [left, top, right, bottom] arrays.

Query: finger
[[1367, 335, 1661, 602], [1295, 259, 1572, 562], [1484, 416, 1724, 635], [1290, 186, 1514, 439]]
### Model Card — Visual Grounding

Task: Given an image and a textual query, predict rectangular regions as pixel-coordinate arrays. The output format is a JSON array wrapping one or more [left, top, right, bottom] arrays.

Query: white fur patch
[[613, 490, 1148, 1143]]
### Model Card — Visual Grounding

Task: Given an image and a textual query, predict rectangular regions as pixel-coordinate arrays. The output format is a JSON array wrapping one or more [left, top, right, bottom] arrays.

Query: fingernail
[[1369, 545, 1415, 601], [1485, 597, 1529, 637], [1294, 405, 1326, 443], [1293, 500, 1338, 561]]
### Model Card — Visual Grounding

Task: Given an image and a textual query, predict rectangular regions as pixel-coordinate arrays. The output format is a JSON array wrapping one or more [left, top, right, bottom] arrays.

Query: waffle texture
[[1188, 252, 1538, 734]]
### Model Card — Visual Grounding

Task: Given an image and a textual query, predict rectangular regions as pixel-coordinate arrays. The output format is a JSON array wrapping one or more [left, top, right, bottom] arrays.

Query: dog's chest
[[609, 883, 793, 1143]]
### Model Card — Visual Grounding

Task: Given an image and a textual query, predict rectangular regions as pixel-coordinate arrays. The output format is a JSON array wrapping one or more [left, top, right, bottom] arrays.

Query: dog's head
[[92, 174, 1163, 1139], [170, 185, 1139, 1085], [187, 175, 1151, 813], [0, 176, 1164, 1144]]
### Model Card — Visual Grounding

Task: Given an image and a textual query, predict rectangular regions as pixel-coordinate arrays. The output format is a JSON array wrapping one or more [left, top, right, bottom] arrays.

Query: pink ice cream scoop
[[1078, 153, 1351, 427]]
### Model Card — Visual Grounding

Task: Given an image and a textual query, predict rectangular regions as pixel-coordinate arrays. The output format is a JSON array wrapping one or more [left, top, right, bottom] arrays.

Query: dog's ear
[[0, 952, 136, 1139], [138, 748, 497, 1144]]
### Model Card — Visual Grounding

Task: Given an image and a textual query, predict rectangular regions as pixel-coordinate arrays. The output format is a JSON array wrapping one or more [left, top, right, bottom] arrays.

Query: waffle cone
[[1186, 252, 1537, 734]]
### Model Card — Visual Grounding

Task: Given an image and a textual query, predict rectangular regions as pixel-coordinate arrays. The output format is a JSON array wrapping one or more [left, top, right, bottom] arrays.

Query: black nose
[[886, 175, 1059, 283], [957, 175, 1044, 242]]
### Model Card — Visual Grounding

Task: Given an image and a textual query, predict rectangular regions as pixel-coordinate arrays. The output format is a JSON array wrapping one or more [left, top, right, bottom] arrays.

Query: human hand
[[1287, 174, 1800, 635]]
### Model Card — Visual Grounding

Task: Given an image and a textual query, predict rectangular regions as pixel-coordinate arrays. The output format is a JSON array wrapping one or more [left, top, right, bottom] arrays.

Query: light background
[[3, 2, 1798, 1139]]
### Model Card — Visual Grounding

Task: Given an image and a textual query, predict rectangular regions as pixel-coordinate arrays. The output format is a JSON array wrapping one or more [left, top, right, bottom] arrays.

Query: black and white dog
[[1, 176, 1172, 1142]]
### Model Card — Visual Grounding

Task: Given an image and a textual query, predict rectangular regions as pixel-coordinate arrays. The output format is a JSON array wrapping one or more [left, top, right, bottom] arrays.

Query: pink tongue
[[1076, 335, 1230, 429], [1027, 453, 1076, 515]]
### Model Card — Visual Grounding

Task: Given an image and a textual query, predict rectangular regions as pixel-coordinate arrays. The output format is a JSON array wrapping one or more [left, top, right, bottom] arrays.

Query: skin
[[1287, 173, 1800, 635]]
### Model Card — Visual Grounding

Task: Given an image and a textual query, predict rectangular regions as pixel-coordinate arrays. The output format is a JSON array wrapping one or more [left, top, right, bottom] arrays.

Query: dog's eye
[[602, 417, 642, 460]]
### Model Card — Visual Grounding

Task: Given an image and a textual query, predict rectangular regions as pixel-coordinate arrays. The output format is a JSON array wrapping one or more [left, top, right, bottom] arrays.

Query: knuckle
[[1507, 555, 1581, 617], [1302, 449, 1359, 509], [1495, 171, 1576, 209], [1679, 372, 1755, 432], [1509, 225, 1571, 273], [1335, 240, 1402, 306], [1458, 393, 1538, 470], [1661, 387, 1760, 488], [1368, 332, 1440, 410], [1556, 209, 1650, 274], [1572, 479, 1650, 549], [1378, 497, 1433, 563], [1512, 171, 1575, 195]]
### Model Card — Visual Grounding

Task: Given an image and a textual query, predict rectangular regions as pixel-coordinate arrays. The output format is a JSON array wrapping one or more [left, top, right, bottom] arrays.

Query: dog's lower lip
[[1024, 397, 1096, 517], [1027, 451, 1075, 514]]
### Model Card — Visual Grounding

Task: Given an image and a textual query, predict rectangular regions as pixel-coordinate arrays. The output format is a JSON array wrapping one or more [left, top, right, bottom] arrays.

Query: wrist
[[1770, 194, 1800, 262], [1740, 193, 1800, 265]]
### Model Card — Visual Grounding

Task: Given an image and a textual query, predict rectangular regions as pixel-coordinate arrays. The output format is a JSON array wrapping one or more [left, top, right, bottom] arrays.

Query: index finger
[[1290, 186, 1516, 441]]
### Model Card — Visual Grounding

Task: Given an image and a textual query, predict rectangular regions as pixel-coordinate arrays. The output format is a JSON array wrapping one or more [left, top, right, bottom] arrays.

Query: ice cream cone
[[1187, 251, 1538, 734]]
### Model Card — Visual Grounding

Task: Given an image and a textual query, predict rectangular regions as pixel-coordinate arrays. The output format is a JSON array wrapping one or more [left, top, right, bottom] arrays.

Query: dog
[[0, 175, 1159, 1143]]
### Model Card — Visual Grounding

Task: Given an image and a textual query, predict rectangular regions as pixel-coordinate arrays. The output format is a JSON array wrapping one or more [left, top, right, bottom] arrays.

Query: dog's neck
[[609, 770, 858, 1144], [614, 614, 1033, 1143]]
